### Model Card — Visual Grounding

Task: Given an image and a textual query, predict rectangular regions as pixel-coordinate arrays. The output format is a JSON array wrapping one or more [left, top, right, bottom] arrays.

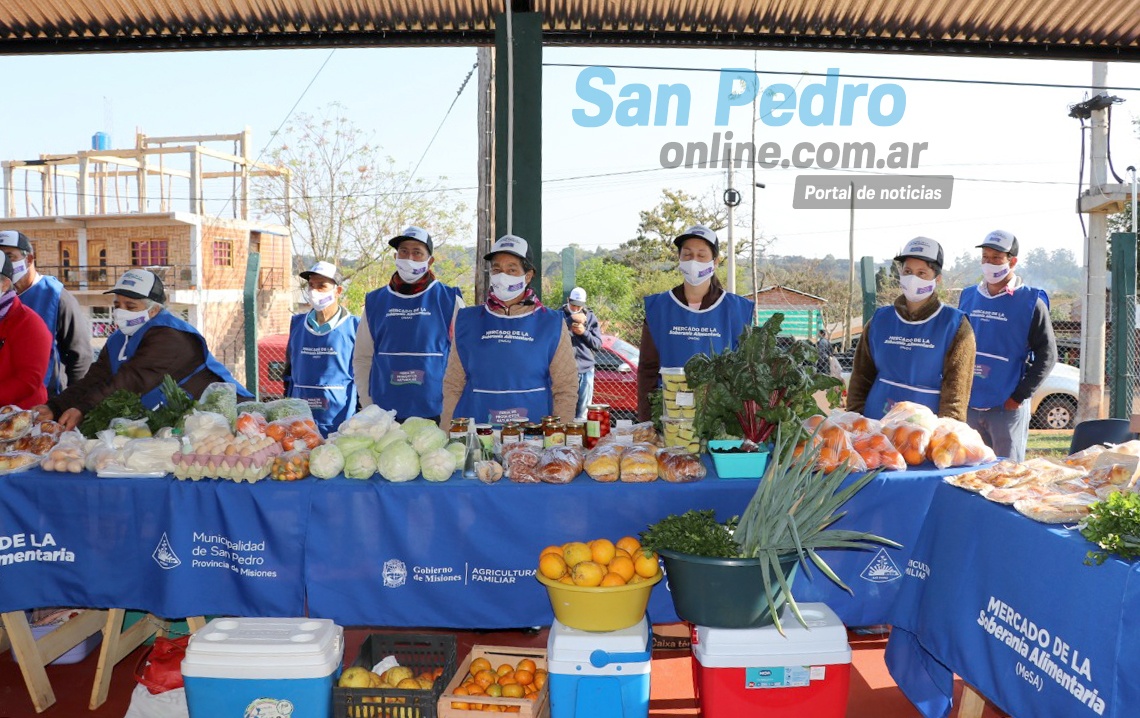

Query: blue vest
[[864, 302, 964, 419], [20, 275, 63, 394], [365, 281, 460, 420], [959, 284, 1040, 409], [453, 306, 563, 424], [644, 290, 754, 369], [105, 310, 253, 410], [286, 310, 361, 436]]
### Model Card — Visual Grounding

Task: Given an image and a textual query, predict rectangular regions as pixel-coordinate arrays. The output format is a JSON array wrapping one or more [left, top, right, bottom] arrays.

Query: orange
[[589, 538, 616, 565], [571, 560, 605, 587], [562, 542, 592, 568], [600, 572, 627, 587], [538, 553, 568, 580], [558, 574, 574, 584], [607, 555, 635, 582], [470, 657, 492, 675], [515, 658, 537, 674], [496, 663, 514, 677], [614, 547, 632, 559], [615, 536, 641, 556], [506, 707, 522, 713], [499, 674, 517, 686], [454, 685, 470, 696], [474, 669, 498, 689], [534, 669, 547, 690], [485, 683, 503, 698], [540, 544, 563, 558], [501, 683, 525, 698], [514, 669, 534, 686], [467, 685, 487, 696], [633, 549, 659, 578]]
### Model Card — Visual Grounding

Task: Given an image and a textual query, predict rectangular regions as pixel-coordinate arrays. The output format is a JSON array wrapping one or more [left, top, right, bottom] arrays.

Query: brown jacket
[[636, 283, 725, 422], [47, 326, 227, 416], [439, 303, 578, 427], [846, 295, 975, 422]]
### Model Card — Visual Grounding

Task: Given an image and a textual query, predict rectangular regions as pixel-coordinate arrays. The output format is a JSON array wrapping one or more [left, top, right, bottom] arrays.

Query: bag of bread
[[620, 443, 659, 482], [538, 446, 585, 484], [502, 442, 542, 483], [598, 421, 659, 447], [927, 418, 996, 469], [585, 444, 623, 483], [657, 447, 707, 483]]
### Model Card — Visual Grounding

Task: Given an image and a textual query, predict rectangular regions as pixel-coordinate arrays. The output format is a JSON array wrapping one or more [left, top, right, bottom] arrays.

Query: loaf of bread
[[657, 447, 706, 483], [585, 445, 623, 482], [539, 446, 585, 484], [620, 443, 658, 483]]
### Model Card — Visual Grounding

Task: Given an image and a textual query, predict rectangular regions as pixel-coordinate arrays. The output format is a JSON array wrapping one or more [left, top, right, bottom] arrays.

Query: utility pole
[[725, 161, 736, 294], [1080, 62, 1110, 422], [844, 181, 855, 351], [475, 47, 494, 305]]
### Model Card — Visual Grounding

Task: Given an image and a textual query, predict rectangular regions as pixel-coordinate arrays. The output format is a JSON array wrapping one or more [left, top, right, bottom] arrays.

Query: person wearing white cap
[[0, 230, 92, 396], [0, 254, 53, 409], [282, 261, 360, 436], [33, 268, 253, 430], [562, 287, 603, 420], [636, 225, 754, 422], [440, 234, 577, 426], [958, 230, 1056, 461], [352, 226, 464, 422], [847, 237, 975, 421]]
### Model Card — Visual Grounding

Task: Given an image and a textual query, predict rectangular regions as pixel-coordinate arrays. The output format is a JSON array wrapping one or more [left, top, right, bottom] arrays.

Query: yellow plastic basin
[[536, 572, 662, 632]]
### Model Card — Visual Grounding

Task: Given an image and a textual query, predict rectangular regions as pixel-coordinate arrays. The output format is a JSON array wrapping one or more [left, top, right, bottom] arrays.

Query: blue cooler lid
[[182, 617, 344, 680], [692, 603, 850, 668], [547, 617, 652, 676]]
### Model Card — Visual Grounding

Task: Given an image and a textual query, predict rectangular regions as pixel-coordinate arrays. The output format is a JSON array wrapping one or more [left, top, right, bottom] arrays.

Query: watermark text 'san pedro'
[[572, 67, 907, 128]]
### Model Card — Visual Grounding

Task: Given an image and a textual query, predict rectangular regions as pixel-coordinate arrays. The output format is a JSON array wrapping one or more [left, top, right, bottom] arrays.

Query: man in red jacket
[[0, 255, 52, 408]]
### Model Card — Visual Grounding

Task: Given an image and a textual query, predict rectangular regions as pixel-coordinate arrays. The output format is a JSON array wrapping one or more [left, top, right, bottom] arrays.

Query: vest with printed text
[[287, 311, 361, 435], [19, 275, 63, 394], [959, 284, 1040, 409], [864, 302, 963, 419], [644, 290, 754, 370]]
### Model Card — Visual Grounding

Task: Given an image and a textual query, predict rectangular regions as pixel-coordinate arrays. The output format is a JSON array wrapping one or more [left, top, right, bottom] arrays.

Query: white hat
[[977, 230, 1019, 257], [299, 261, 343, 284], [894, 236, 944, 269], [484, 234, 531, 262], [569, 287, 587, 305], [104, 268, 166, 303], [388, 226, 434, 254], [673, 225, 720, 253]]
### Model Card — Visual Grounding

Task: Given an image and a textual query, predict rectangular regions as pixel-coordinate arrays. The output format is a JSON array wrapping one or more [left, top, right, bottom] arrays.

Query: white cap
[[484, 234, 530, 262], [299, 261, 343, 284], [104, 268, 166, 302], [569, 287, 587, 305], [0, 230, 32, 253], [977, 230, 1018, 257], [894, 236, 944, 269], [673, 225, 720, 253]]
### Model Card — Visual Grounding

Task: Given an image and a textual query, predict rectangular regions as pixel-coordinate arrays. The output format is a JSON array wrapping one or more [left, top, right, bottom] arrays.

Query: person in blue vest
[[0, 230, 92, 396], [282, 261, 360, 436], [33, 268, 252, 431], [439, 234, 578, 427], [847, 237, 976, 421], [636, 225, 754, 422], [959, 230, 1056, 461], [352, 226, 463, 422]]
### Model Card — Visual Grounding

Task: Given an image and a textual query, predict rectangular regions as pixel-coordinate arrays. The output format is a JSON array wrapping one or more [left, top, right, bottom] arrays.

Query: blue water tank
[[91, 132, 111, 150]]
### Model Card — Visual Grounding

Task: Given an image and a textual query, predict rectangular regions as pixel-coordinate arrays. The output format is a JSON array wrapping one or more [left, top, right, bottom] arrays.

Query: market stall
[[885, 482, 1140, 718]]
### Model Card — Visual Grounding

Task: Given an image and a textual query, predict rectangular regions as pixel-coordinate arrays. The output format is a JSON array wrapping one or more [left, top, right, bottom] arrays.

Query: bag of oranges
[[880, 402, 938, 466], [802, 414, 867, 473], [927, 418, 996, 469], [827, 410, 905, 472]]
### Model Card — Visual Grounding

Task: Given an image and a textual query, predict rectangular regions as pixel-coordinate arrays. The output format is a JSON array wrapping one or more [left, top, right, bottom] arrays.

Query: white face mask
[[679, 260, 716, 286], [900, 274, 937, 303], [395, 258, 430, 284], [304, 288, 336, 311], [114, 307, 152, 336], [981, 262, 1012, 285], [10, 259, 27, 285], [490, 272, 527, 302]]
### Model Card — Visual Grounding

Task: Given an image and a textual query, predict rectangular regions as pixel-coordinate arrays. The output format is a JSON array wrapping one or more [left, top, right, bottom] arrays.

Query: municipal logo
[[860, 548, 901, 583], [383, 558, 407, 588], [152, 533, 181, 570], [244, 698, 294, 717]]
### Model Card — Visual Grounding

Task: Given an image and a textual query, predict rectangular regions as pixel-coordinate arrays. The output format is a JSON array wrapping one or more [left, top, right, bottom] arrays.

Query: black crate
[[332, 633, 458, 718]]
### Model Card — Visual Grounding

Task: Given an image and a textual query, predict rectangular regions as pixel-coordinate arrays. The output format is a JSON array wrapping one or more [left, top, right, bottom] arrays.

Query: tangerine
[[502, 683, 525, 699], [485, 683, 503, 698], [558, 574, 574, 584], [600, 572, 627, 587], [470, 657, 492, 675], [562, 541, 593, 567], [633, 549, 659, 578], [589, 538, 616, 565], [539, 545, 563, 558], [534, 670, 547, 690], [607, 555, 635, 582], [538, 553, 567, 580], [571, 560, 605, 587], [474, 670, 497, 689], [615, 536, 641, 556], [516, 659, 537, 674], [514, 669, 534, 686], [496, 663, 514, 677]]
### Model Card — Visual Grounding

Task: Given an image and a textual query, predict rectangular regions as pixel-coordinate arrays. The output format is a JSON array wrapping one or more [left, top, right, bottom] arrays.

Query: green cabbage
[[420, 447, 457, 482], [446, 441, 467, 468], [310, 444, 345, 479], [377, 442, 420, 483], [411, 426, 449, 456], [343, 449, 377, 480], [372, 428, 408, 453], [401, 417, 438, 439], [334, 435, 375, 457]]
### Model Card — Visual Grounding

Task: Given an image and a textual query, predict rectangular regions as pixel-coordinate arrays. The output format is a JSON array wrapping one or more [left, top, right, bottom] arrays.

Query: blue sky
[[3, 46, 1140, 267]]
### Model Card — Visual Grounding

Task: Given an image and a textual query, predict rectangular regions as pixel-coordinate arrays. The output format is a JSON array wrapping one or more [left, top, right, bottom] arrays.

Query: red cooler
[[691, 603, 850, 718]]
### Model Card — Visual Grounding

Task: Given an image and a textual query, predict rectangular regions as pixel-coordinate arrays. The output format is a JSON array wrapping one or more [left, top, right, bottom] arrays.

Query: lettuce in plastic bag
[[310, 444, 345, 479], [338, 405, 397, 441], [265, 398, 313, 423], [420, 447, 457, 482], [377, 441, 420, 483], [343, 449, 377, 480], [411, 425, 448, 456], [334, 435, 374, 458], [195, 383, 238, 426]]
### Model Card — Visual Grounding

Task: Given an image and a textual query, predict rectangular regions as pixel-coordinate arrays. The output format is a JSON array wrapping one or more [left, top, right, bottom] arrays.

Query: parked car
[[591, 334, 641, 421], [257, 334, 289, 400], [839, 361, 1080, 430]]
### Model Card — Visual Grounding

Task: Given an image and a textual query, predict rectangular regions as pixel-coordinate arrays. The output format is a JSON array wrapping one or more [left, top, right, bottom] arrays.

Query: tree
[[575, 258, 641, 340], [615, 188, 728, 269], [254, 103, 470, 279]]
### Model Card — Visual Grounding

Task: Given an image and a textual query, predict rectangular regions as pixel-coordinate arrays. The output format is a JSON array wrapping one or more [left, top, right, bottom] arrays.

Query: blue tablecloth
[[0, 462, 965, 627], [886, 482, 1140, 718]]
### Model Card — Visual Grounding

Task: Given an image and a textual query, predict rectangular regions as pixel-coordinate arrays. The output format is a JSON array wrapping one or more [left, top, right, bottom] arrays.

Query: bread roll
[[585, 444, 622, 483], [620, 443, 658, 483]]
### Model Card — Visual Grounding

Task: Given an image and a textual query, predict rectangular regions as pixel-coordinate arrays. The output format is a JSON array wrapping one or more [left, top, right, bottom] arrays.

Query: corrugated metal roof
[[1, 0, 1138, 58]]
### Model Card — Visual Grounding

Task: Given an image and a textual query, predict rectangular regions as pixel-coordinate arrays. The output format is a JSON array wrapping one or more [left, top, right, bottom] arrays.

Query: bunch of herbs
[[1078, 491, 1140, 565], [640, 510, 740, 558]]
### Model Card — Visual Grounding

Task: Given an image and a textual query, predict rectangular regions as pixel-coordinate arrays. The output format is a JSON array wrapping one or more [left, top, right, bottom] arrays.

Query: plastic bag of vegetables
[[377, 441, 420, 482], [309, 444, 345, 479], [183, 410, 233, 443], [343, 449, 377, 480], [265, 398, 313, 423], [419, 447, 457, 482], [196, 383, 238, 425], [338, 405, 397, 441]]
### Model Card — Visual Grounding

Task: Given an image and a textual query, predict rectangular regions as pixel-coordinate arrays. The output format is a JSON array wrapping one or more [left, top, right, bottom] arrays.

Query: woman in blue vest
[[352, 227, 463, 422], [636, 225, 754, 421], [283, 261, 360, 436], [33, 268, 252, 431], [439, 234, 578, 426], [846, 237, 975, 421]]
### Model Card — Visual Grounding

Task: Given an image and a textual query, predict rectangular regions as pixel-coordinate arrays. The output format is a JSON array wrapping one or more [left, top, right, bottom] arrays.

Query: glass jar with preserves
[[449, 417, 470, 442], [544, 422, 566, 448], [565, 421, 585, 447], [500, 422, 522, 444], [476, 424, 494, 454], [595, 404, 612, 437], [541, 415, 560, 428], [523, 422, 545, 447], [586, 405, 605, 443]]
